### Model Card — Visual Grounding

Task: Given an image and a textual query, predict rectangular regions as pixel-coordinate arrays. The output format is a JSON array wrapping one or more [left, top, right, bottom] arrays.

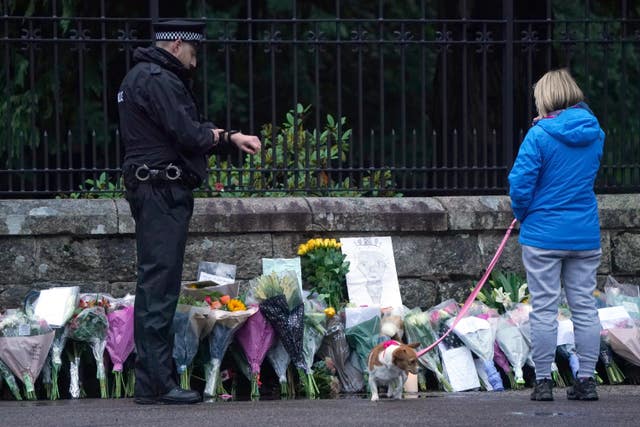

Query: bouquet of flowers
[[0, 358, 22, 400], [504, 303, 564, 387], [67, 294, 110, 398], [203, 295, 256, 398], [403, 307, 452, 392], [495, 314, 529, 388], [427, 299, 461, 346], [300, 298, 328, 398], [235, 307, 275, 399], [23, 286, 79, 400], [493, 342, 518, 389], [299, 238, 350, 311], [605, 276, 640, 326], [344, 310, 381, 377], [316, 315, 364, 393], [0, 310, 54, 400], [251, 271, 317, 398], [172, 295, 216, 390], [450, 304, 504, 391], [106, 302, 135, 398], [477, 270, 529, 314], [267, 339, 294, 397], [599, 334, 625, 384], [48, 327, 69, 400]]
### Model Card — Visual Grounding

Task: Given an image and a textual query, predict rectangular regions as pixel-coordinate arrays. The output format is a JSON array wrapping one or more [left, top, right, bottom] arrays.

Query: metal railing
[[1, 1, 639, 197]]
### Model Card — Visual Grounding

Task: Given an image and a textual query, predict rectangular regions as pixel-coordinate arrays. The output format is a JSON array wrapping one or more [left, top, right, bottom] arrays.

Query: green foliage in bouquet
[[298, 238, 350, 310], [477, 270, 529, 314], [253, 271, 302, 309]]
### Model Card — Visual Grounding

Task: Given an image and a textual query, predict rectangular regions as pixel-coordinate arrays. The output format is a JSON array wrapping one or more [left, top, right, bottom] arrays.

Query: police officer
[[117, 19, 261, 405]]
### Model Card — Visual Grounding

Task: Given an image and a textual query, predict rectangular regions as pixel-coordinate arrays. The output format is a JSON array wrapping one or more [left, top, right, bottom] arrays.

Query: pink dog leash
[[415, 218, 518, 358]]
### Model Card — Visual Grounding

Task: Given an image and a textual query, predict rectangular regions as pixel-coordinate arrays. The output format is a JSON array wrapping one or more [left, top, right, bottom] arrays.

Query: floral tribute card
[[339, 236, 402, 308]]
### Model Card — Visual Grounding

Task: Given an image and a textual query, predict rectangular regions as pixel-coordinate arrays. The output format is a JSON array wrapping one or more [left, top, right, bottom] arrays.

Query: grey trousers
[[521, 244, 602, 380]]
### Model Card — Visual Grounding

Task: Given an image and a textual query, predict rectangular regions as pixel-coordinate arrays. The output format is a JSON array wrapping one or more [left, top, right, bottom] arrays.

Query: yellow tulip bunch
[[298, 237, 350, 311], [297, 238, 341, 256]]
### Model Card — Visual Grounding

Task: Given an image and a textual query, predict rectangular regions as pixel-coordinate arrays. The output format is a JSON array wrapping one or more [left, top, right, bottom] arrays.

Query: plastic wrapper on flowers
[[426, 299, 460, 345], [607, 326, 640, 367], [173, 303, 216, 390], [67, 305, 110, 398], [236, 307, 275, 399], [605, 276, 640, 326], [0, 358, 22, 400], [260, 295, 311, 394], [317, 315, 364, 393], [106, 305, 135, 398], [345, 314, 380, 376], [267, 339, 294, 397], [0, 311, 54, 400], [250, 271, 317, 398], [301, 298, 327, 398], [203, 305, 257, 398], [449, 311, 504, 391], [403, 308, 452, 392], [495, 315, 529, 388]]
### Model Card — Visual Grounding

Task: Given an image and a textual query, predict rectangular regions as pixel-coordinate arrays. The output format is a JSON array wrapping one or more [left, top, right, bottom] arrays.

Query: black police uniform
[[117, 27, 232, 400]]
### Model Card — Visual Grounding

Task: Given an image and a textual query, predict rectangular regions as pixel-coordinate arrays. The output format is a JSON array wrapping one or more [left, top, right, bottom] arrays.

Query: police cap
[[153, 19, 205, 44]]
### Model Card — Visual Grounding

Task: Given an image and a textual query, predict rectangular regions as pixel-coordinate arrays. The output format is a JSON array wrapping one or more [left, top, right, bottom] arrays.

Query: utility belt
[[123, 163, 200, 190]]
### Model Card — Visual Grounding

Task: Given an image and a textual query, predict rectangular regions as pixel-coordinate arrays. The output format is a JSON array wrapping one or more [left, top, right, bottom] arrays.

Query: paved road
[[2, 386, 639, 427]]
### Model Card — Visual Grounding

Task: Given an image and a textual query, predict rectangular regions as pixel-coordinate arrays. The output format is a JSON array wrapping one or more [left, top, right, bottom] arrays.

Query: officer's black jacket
[[117, 46, 233, 186]]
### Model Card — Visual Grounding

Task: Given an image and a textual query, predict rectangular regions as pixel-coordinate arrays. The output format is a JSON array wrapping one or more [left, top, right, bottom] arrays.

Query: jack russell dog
[[367, 340, 419, 401]]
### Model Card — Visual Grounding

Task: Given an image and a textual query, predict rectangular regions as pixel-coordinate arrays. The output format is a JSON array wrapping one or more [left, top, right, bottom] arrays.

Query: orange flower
[[210, 300, 222, 310], [227, 299, 246, 312], [220, 295, 231, 305]]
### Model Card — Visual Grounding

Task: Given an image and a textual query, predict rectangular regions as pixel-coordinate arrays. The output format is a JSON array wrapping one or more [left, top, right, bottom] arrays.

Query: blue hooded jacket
[[508, 103, 604, 250]]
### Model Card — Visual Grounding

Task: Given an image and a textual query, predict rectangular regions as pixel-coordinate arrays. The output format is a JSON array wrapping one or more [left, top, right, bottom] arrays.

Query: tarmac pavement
[[2, 385, 640, 427]]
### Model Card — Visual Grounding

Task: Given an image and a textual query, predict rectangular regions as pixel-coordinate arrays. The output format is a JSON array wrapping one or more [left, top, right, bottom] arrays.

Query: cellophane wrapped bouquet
[[250, 271, 317, 398], [106, 296, 135, 398], [450, 301, 504, 391], [403, 307, 452, 392], [235, 307, 275, 399], [203, 293, 256, 398], [0, 310, 54, 400], [66, 294, 111, 398], [172, 294, 216, 390]]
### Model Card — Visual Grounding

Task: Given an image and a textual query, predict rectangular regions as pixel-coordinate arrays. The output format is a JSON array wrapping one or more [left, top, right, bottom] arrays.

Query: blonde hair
[[533, 68, 584, 117]]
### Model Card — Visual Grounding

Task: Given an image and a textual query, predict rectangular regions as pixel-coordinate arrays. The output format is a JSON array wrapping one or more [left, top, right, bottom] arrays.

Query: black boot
[[530, 378, 553, 401], [567, 377, 598, 401]]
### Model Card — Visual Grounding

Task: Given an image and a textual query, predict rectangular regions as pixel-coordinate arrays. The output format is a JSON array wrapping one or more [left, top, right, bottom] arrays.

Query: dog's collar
[[382, 339, 400, 348], [380, 340, 401, 363]]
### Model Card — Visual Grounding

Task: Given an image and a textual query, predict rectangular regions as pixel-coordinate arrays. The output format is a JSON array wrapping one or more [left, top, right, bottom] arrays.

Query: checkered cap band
[[155, 31, 204, 42]]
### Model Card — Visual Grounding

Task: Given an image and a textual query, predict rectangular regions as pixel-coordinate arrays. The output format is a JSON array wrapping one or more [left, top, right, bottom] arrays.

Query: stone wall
[[1, 194, 639, 310]]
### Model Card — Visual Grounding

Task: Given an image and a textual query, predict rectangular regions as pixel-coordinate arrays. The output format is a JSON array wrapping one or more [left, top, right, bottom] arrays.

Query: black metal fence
[[1, 1, 640, 198]]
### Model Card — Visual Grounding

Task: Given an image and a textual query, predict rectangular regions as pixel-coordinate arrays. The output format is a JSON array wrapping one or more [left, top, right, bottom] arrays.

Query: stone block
[[0, 199, 118, 236], [598, 194, 640, 229], [436, 195, 514, 230], [611, 232, 640, 275], [308, 198, 447, 232], [189, 198, 311, 233]]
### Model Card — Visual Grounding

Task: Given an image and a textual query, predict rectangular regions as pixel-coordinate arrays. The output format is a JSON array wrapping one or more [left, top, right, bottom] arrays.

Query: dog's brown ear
[[406, 342, 420, 349]]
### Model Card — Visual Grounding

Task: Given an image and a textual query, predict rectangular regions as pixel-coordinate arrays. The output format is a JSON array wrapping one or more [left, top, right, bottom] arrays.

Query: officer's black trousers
[[126, 181, 194, 397]]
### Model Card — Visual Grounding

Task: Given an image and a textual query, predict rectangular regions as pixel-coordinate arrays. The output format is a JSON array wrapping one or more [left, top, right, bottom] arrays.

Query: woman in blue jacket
[[509, 68, 604, 402]]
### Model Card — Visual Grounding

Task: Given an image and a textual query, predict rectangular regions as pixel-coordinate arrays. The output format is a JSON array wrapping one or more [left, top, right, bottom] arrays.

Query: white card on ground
[[441, 346, 480, 391], [556, 318, 575, 346]]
